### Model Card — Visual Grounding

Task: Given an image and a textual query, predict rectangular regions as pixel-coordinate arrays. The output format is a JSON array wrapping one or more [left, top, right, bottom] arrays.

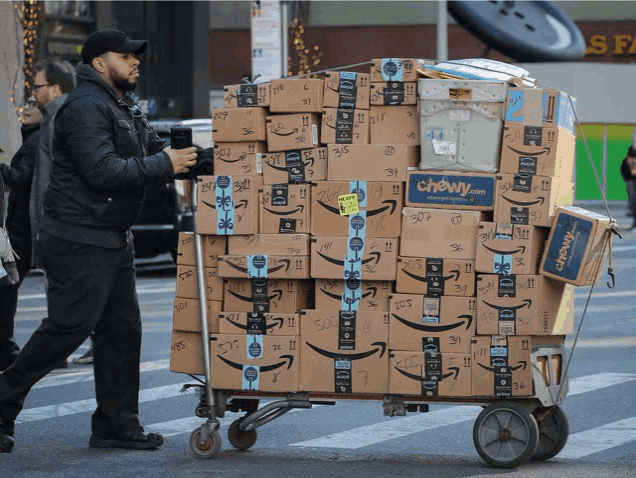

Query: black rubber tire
[[473, 401, 540, 469], [228, 418, 258, 451], [531, 405, 569, 461], [189, 427, 221, 459]]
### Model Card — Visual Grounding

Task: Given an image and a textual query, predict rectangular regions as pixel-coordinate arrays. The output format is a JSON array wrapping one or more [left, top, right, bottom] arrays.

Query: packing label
[[279, 218, 297, 234], [512, 174, 532, 193], [543, 212, 593, 280], [215, 176, 235, 235], [422, 337, 441, 354], [495, 223, 513, 239], [384, 82, 405, 105], [518, 156, 538, 175], [510, 207, 530, 225], [432, 140, 457, 156], [381, 58, 404, 81], [246, 335, 264, 359], [237, 84, 258, 107], [344, 230, 365, 282], [246, 312, 267, 335], [341, 279, 362, 312], [242, 365, 260, 390], [426, 258, 444, 276], [334, 358, 352, 393], [335, 108, 354, 144], [247, 254, 268, 278], [338, 194, 360, 216], [338, 71, 358, 110], [285, 150, 306, 183], [497, 275, 517, 297], [338, 310, 357, 350], [271, 184, 289, 206], [256, 153, 263, 174], [523, 125, 543, 146], [494, 365, 513, 397], [408, 173, 495, 208], [493, 254, 513, 275], [426, 276, 445, 297], [251, 278, 269, 313], [422, 298, 440, 323]]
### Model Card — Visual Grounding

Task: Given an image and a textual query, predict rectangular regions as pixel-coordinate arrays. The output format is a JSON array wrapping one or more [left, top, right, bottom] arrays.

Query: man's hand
[[165, 146, 197, 175]]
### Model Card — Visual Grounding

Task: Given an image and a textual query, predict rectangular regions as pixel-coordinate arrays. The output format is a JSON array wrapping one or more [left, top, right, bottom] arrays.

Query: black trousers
[[0, 231, 143, 437]]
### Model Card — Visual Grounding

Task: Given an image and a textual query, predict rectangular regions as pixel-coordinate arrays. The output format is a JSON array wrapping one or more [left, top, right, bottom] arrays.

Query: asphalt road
[[1, 202, 635, 477]]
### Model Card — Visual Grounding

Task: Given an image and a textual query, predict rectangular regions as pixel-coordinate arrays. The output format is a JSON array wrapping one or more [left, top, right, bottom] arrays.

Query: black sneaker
[[89, 427, 164, 450], [0, 419, 15, 453], [73, 347, 94, 365]]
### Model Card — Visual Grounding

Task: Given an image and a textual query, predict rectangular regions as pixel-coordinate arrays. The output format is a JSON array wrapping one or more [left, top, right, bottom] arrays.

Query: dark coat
[[620, 156, 636, 182]]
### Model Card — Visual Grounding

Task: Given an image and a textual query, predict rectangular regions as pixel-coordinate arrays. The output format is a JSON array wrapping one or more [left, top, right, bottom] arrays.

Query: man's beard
[[109, 66, 138, 92]]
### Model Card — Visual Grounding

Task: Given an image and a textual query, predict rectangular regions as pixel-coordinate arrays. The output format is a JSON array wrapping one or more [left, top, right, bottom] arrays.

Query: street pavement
[[0, 200, 635, 477]]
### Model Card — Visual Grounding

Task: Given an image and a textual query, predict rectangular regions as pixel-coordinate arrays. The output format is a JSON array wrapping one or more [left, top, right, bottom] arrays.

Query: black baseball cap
[[81, 28, 148, 64]]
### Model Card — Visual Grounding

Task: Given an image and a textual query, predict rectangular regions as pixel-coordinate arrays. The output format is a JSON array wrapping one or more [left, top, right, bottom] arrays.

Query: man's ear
[[91, 55, 107, 74], [50, 84, 63, 98]]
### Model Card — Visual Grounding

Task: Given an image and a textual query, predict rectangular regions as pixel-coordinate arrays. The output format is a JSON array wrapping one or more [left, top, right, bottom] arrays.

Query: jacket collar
[[20, 122, 41, 141], [41, 93, 69, 119], [75, 63, 140, 110]]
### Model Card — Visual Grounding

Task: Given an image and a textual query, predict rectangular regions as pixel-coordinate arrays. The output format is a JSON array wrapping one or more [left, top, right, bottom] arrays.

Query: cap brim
[[113, 39, 148, 55]]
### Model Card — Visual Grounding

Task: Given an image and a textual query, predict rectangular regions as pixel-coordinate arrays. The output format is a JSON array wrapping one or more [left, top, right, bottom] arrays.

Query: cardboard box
[[494, 173, 574, 227], [300, 310, 390, 393], [539, 206, 612, 286], [370, 82, 417, 106], [176, 232, 227, 268], [405, 170, 496, 211], [266, 113, 321, 152], [471, 335, 565, 397], [311, 181, 403, 238], [196, 175, 262, 235], [175, 265, 224, 301], [270, 78, 324, 113], [327, 145, 418, 182], [476, 222, 547, 275], [219, 312, 300, 336], [390, 351, 472, 397], [314, 279, 393, 311], [210, 334, 299, 392], [262, 148, 328, 185], [172, 298, 223, 333], [324, 71, 370, 110], [228, 234, 311, 256], [259, 184, 311, 234], [389, 294, 476, 353], [476, 274, 574, 336], [321, 108, 369, 145], [371, 58, 425, 82], [504, 88, 577, 135], [369, 106, 419, 145], [499, 124, 576, 177], [213, 142, 266, 176], [396, 257, 476, 297], [212, 108, 267, 142], [311, 236, 399, 281], [223, 83, 271, 108], [218, 255, 310, 279], [400, 208, 484, 260], [170, 330, 205, 375], [223, 279, 310, 313]]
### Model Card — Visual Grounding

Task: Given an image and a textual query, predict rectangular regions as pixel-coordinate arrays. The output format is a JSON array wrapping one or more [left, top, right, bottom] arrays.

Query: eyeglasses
[[32, 83, 51, 90]]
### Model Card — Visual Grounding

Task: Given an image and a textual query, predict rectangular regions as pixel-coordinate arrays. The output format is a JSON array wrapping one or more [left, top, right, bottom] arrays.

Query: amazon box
[[327, 145, 418, 182], [390, 351, 472, 397], [218, 255, 310, 279], [266, 113, 321, 152], [311, 236, 399, 281], [270, 78, 324, 113], [539, 206, 612, 286], [396, 257, 476, 297], [262, 148, 328, 185], [504, 88, 576, 135], [172, 298, 223, 333], [213, 142, 266, 176], [494, 173, 574, 227], [314, 279, 393, 311], [370, 58, 424, 82], [369, 106, 419, 145], [223, 279, 310, 313], [311, 181, 403, 238], [259, 184, 311, 234], [370, 82, 418, 106], [175, 265, 224, 301], [321, 108, 369, 145], [476, 275, 574, 336], [223, 83, 271, 108], [324, 71, 370, 110], [196, 175, 262, 235], [228, 234, 311, 256], [499, 124, 576, 177], [471, 335, 566, 397], [476, 222, 547, 275], [210, 334, 299, 392], [176, 232, 227, 268], [170, 330, 206, 375], [300, 310, 390, 394], [400, 208, 484, 260], [219, 312, 300, 336], [405, 171, 496, 211], [389, 294, 476, 354], [212, 108, 267, 142]]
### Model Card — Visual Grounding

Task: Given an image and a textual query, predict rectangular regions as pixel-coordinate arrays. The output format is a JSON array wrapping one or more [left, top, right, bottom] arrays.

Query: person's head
[[81, 29, 147, 96], [20, 98, 42, 125], [32, 58, 76, 109], [628, 145, 636, 159]]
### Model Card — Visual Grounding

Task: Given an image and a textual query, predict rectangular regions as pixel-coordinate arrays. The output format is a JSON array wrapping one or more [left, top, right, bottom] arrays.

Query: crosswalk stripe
[[558, 417, 636, 459], [18, 286, 176, 301], [567, 373, 636, 395]]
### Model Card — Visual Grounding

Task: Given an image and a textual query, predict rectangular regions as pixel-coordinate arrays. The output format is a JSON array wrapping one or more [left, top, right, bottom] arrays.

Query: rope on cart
[[287, 61, 374, 79]]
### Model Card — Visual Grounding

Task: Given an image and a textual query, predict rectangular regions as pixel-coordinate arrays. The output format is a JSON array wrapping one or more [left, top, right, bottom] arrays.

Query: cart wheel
[[473, 401, 539, 469], [228, 418, 258, 451], [189, 426, 221, 459], [531, 405, 569, 461]]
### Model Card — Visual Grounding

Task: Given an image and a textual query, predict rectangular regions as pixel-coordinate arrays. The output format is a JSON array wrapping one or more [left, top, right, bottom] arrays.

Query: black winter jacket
[[620, 156, 636, 182], [43, 64, 173, 247], [0, 123, 41, 256]]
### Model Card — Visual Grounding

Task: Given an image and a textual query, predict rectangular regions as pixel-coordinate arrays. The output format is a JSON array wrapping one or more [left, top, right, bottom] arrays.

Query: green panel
[[575, 125, 604, 200], [606, 125, 634, 201]]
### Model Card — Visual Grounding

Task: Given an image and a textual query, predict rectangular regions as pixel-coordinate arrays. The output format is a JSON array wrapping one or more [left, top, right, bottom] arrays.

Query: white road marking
[[567, 373, 636, 395], [558, 417, 636, 459], [18, 286, 176, 301]]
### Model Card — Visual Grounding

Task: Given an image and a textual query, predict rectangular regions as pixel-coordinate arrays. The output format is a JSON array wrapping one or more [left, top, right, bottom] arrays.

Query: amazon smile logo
[[227, 289, 283, 303], [266, 157, 315, 172], [305, 341, 387, 360], [224, 259, 291, 275], [478, 360, 527, 373], [317, 251, 381, 267], [507, 145, 551, 157], [482, 299, 532, 312], [217, 354, 294, 372], [482, 245, 526, 255], [317, 199, 397, 217], [219, 153, 248, 163], [271, 128, 299, 137], [223, 316, 285, 332], [391, 313, 473, 332], [320, 286, 377, 301], [501, 195, 545, 206], [395, 366, 460, 383], [400, 269, 460, 284], [263, 204, 305, 216]]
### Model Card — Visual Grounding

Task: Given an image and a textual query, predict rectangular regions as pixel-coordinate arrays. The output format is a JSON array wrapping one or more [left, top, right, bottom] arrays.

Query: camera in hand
[[170, 126, 214, 180]]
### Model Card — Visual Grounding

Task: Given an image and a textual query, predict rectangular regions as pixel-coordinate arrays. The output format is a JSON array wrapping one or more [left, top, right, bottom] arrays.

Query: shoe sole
[[72, 359, 94, 364], [89, 434, 164, 450], [0, 437, 14, 453]]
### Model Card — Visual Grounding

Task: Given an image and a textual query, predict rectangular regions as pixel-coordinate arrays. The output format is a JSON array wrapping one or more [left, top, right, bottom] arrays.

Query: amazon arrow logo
[[263, 204, 304, 216], [478, 360, 527, 373], [482, 244, 526, 255], [306, 341, 387, 360], [391, 313, 473, 332], [223, 316, 285, 332], [201, 199, 249, 210], [400, 269, 460, 284], [227, 289, 284, 303], [219, 153, 248, 163], [317, 251, 381, 267], [501, 195, 545, 206], [266, 157, 314, 171], [271, 128, 299, 137], [482, 299, 532, 311], [224, 259, 291, 275], [395, 366, 460, 383], [507, 145, 551, 157], [317, 199, 397, 217], [319, 287, 376, 302], [217, 354, 294, 372]]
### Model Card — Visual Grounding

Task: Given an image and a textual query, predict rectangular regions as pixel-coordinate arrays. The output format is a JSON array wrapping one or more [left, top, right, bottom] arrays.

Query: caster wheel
[[195, 405, 207, 418], [531, 405, 569, 461], [228, 418, 258, 451], [473, 401, 539, 469], [189, 426, 221, 458]]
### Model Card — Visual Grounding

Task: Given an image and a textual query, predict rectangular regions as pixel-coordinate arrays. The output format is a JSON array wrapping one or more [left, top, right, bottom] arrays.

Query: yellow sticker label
[[337, 194, 360, 216]]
